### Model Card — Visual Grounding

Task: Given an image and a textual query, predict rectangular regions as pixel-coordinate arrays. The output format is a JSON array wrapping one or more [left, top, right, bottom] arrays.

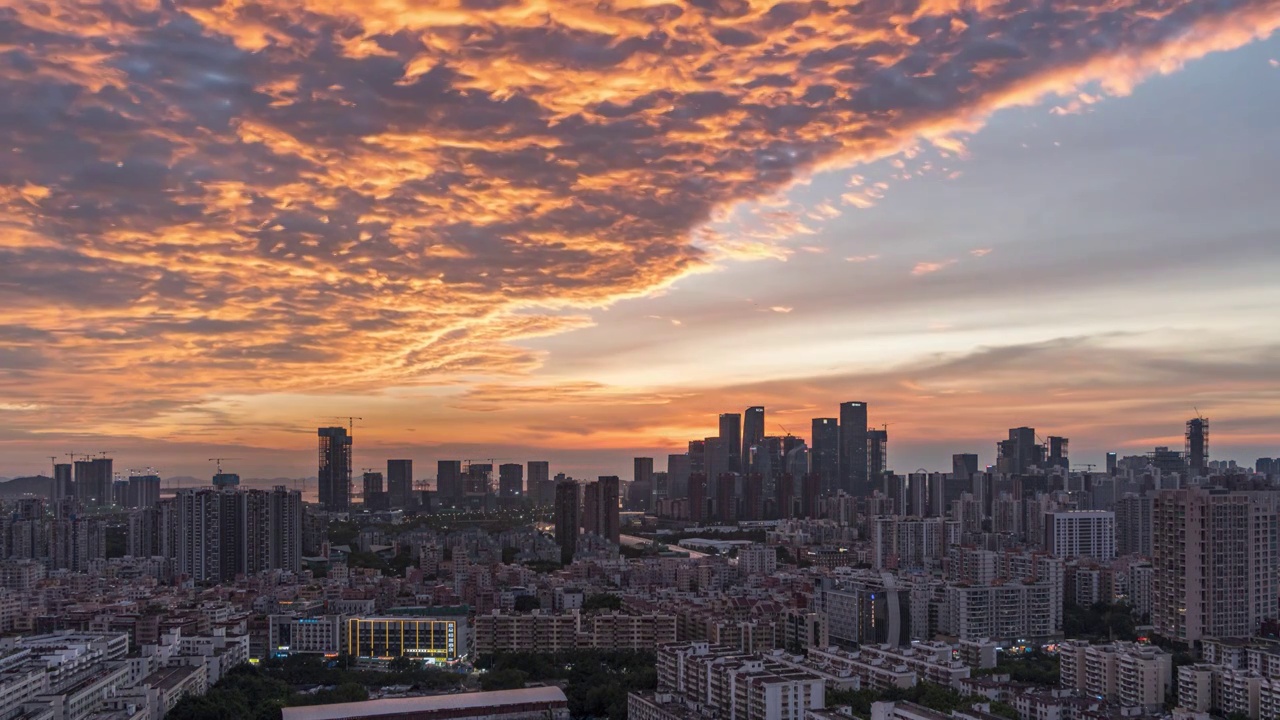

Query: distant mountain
[[0, 476, 51, 498]]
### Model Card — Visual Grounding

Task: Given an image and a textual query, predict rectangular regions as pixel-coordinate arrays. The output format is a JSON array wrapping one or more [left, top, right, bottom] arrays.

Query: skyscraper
[[362, 471, 384, 497], [553, 481, 580, 564], [811, 418, 839, 491], [742, 407, 765, 472], [387, 459, 413, 510], [688, 440, 706, 477], [436, 460, 463, 503], [528, 461, 552, 506], [317, 427, 352, 512], [633, 457, 654, 512], [598, 476, 620, 542], [1047, 436, 1070, 470], [582, 483, 600, 538], [1106, 452, 1119, 476], [667, 454, 691, 500], [52, 463, 72, 503], [867, 428, 888, 479], [688, 473, 708, 523], [1186, 417, 1209, 476], [742, 473, 763, 521], [705, 437, 730, 483], [952, 454, 979, 481], [74, 458, 113, 507], [498, 463, 524, 497], [715, 473, 736, 523], [997, 427, 1042, 475], [839, 401, 869, 495], [775, 473, 794, 520], [719, 413, 742, 473], [1152, 487, 1278, 642]]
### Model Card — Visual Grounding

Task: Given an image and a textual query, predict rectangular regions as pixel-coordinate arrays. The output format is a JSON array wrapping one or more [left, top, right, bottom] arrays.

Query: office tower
[[775, 473, 794, 519], [52, 464, 73, 502], [705, 436, 730, 482], [1152, 487, 1278, 642], [952, 454, 979, 481], [743, 473, 763, 521], [867, 428, 888, 479], [436, 460, 463, 502], [688, 473, 708, 523], [652, 471, 669, 504], [808, 417, 839, 489], [126, 474, 161, 509], [839, 401, 869, 495], [1047, 436, 1069, 470], [634, 457, 654, 512], [742, 406, 765, 472], [1107, 452, 1119, 476], [553, 481, 580, 564], [362, 471, 384, 501], [74, 457, 113, 507], [1186, 417, 1209, 476], [906, 472, 928, 517], [598, 476, 620, 542], [387, 460, 412, 509], [688, 440, 706, 477], [527, 461, 551, 505], [719, 412, 742, 473], [750, 436, 783, 480], [1258, 458, 1275, 478], [498, 463, 523, 497], [317, 427, 353, 512], [667, 454, 691, 500], [582, 483, 600, 537], [715, 473, 736, 523], [465, 463, 492, 495], [801, 473, 821, 518], [997, 427, 1042, 475], [1115, 494, 1153, 557], [1044, 510, 1116, 561]]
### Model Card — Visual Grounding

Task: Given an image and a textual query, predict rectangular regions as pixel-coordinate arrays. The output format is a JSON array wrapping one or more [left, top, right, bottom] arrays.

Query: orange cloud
[[912, 260, 958, 276]]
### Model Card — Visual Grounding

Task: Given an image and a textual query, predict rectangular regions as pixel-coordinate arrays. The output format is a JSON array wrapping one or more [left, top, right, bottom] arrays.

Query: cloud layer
[[2, 0, 1279, 441]]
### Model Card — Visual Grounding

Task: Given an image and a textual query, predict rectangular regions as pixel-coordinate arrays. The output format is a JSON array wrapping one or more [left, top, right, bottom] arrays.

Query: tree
[[480, 668, 528, 691]]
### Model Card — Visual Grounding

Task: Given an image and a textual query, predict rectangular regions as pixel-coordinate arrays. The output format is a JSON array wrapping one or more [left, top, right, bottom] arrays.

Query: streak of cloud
[[0, 0, 1278, 435]]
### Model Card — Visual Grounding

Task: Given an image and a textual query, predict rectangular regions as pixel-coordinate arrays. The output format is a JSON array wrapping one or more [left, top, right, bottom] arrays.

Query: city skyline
[[2, 3, 1279, 480]]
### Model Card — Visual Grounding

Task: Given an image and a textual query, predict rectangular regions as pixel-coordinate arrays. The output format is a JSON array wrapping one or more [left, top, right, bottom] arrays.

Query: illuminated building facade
[[346, 615, 468, 662]]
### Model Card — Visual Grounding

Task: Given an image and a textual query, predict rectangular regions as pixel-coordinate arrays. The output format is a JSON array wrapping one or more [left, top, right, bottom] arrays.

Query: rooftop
[[281, 687, 568, 720]]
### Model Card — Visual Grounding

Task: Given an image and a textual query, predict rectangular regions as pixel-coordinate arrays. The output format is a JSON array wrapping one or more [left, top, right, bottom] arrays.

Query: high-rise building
[[633, 457, 654, 512], [362, 471, 384, 497], [997, 427, 1043, 475], [1186, 417, 1209, 476], [1258, 458, 1276, 478], [582, 483, 600, 538], [553, 481, 580, 565], [742, 474, 764, 521], [1106, 452, 1119, 476], [125, 474, 160, 509], [317, 427, 352, 512], [867, 428, 888, 480], [1115, 494, 1153, 557], [1152, 487, 1279, 642], [1047, 436, 1069, 470], [528, 461, 552, 505], [808, 417, 839, 489], [719, 413, 742, 473], [52, 463, 73, 503], [952, 454, 979, 481], [775, 473, 794, 520], [387, 459, 412, 510], [704, 436, 730, 483], [1044, 510, 1116, 561], [74, 457, 113, 507], [839, 401, 869, 495], [498, 463, 524, 497], [175, 487, 301, 583], [688, 473, 708, 523], [597, 476, 620, 543], [667, 454, 691, 500], [801, 473, 821, 519], [687, 440, 706, 477], [715, 473, 736, 523], [742, 406, 765, 472], [437, 460, 463, 502]]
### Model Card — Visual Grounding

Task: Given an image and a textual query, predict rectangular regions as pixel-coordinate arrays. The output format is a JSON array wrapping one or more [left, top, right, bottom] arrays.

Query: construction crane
[[326, 416, 363, 434], [208, 458, 240, 474], [1073, 463, 1097, 472], [776, 424, 792, 437]]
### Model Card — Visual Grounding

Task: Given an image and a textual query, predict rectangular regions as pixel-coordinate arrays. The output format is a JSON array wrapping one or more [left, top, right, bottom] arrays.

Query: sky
[[1, 0, 1279, 483]]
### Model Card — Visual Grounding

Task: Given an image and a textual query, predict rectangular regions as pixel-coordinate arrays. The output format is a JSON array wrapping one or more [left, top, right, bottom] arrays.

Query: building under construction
[[1186, 416, 1209, 477]]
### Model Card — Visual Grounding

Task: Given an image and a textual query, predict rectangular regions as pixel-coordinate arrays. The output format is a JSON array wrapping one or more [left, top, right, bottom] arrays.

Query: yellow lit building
[[346, 616, 468, 662]]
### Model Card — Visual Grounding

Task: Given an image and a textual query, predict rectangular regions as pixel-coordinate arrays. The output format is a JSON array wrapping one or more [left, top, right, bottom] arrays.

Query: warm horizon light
[[1, 0, 1278, 480]]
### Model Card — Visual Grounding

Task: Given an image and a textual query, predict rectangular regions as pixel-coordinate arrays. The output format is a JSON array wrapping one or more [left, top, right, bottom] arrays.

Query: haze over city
[[2, 1, 1279, 480]]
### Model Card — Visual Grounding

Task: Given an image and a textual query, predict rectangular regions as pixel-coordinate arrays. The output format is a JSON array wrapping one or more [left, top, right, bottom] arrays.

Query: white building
[[1044, 511, 1116, 561], [1058, 641, 1171, 712]]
